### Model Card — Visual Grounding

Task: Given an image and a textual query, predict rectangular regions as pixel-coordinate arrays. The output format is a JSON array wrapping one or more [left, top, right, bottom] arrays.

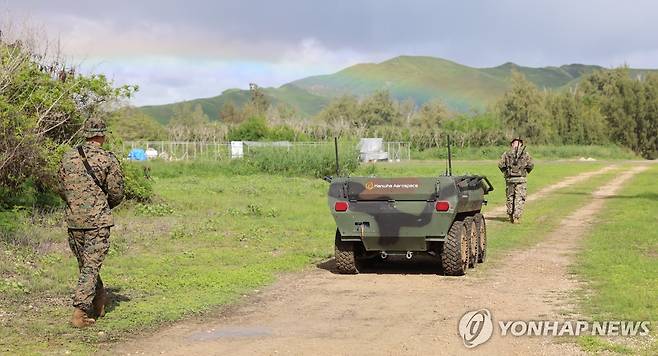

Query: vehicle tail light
[[334, 201, 349, 212], [435, 201, 450, 212]]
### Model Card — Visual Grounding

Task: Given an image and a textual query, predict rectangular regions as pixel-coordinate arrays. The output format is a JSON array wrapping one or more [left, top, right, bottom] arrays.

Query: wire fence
[[122, 140, 411, 162]]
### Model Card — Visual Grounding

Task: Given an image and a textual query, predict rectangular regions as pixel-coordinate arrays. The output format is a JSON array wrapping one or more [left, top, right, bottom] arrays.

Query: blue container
[[128, 148, 147, 161]]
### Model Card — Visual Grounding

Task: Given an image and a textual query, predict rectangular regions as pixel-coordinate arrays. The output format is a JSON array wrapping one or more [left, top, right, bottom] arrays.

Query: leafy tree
[[580, 68, 637, 148], [580, 68, 657, 158], [497, 71, 551, 143], [412, 99, 449, 130], [640, 74, 658, 159], [317, 95, 359, 125], [544, 90, 607, 145], [167, 103, 211, 140], [109, 107, 167, 141], [357, 89, 400, 127], [219, 100, 243, 124], [0, 34, 135, 195], [397, 98, 417, 127], [275, 102, 298, 122], [268, 125, 300, 141], [242, 83, 269, 119], [169, 102, 209, 128], [227, 116, 269, 141]]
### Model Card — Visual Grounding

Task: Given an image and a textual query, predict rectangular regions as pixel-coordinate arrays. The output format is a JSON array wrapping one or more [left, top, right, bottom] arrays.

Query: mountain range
[[139, 56, 656, 124]]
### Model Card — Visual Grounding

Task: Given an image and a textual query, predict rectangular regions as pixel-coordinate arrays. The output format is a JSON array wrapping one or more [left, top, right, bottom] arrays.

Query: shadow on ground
[[487, 216, 512, 223], [317, 255, 445, 275], [105, 287, 131, 315]]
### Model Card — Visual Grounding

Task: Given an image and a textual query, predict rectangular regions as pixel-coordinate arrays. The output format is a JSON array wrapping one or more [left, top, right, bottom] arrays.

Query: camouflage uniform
[[58, 118, 124, 315], [498, 144, 534, 222]]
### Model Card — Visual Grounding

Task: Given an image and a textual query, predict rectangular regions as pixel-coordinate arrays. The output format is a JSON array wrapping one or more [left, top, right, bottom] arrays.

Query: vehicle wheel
[[441, 221, 468, 276], [474, 213, 487, 263], [334, 230, 362, 274], [464, 217, 477, 268]]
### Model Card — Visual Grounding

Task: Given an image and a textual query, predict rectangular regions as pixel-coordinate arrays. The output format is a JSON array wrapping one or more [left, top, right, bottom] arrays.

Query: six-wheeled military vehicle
[[325, 138, 493, 275]]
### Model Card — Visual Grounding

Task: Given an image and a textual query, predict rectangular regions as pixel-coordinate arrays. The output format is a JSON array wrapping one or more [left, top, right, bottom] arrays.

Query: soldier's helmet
[[510, 137, 524, 144], [83, 117, 107, 138]]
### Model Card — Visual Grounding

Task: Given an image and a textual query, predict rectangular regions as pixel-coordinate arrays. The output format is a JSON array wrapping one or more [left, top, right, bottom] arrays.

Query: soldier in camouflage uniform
[[58, 117, 124, 327], [498, 138, 534, 223]]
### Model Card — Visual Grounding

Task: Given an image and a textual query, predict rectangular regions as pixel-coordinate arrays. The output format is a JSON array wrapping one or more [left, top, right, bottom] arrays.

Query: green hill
[[140, 56, 657, 124], [140, 85, 329, 125]]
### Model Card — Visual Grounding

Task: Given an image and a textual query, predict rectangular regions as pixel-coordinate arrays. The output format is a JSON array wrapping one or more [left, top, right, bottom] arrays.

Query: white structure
[[359, 138, 389, 162], [145, 148, 158, 160], [230, 141, 244, 159]]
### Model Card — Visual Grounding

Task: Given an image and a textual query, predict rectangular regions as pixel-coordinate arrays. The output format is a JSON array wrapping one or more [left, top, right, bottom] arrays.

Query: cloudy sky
[[4, 0, 658, 105]]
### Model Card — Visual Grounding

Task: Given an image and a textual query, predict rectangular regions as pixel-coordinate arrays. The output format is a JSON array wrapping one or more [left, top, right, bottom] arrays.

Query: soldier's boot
[[92, 287, 107, 318], [71, 308, 95, 328]]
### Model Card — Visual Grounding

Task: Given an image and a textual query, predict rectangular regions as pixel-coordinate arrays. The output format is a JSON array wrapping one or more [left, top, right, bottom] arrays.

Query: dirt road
[[113, 165, 645, 355]]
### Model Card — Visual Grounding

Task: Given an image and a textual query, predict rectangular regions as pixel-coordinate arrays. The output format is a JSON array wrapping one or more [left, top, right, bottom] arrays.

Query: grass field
[[574, 164, 658, 354], [0, 159, 639, 354], [412, 144, 639, 160]]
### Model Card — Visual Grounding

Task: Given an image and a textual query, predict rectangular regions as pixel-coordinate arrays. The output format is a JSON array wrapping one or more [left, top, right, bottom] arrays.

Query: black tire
[[441, 221, 468, 276], [474, 213, 487, 263], [464, 217, 477, 268], [334, 230, 362, 274]]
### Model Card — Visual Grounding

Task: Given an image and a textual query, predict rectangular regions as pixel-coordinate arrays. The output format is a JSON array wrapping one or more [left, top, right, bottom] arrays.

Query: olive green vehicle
[[325, 139, 494, 275]]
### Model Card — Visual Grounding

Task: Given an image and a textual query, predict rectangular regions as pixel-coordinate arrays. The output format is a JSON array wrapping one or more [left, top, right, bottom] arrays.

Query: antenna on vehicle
[[334, 137, 340, 176], [447, 134, 453, 176]]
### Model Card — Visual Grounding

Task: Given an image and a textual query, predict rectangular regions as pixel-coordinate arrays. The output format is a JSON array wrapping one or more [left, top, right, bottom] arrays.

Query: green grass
[[574, 164, 658, 354], [412, 144, 639, 160], [0, 160, 624, 354], [577, 335, 634, 354]]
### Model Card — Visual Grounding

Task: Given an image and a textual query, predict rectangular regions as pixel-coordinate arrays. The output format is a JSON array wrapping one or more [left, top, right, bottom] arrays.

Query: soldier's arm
[[498, 153, 507, 172], [525, 153, 534, 173], [106, 154, 125, 209]]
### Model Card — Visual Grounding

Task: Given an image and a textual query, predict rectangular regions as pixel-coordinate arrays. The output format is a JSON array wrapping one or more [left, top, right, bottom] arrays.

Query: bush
[[122, 162, 154, 202], [232, 143, 359, 178], [0, 35, 135, 195], [266, 125, 294, 141], [227, 116, 269, 141]]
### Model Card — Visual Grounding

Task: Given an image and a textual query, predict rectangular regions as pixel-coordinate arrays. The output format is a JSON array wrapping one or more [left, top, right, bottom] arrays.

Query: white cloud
[[78, 38, 391, 106]]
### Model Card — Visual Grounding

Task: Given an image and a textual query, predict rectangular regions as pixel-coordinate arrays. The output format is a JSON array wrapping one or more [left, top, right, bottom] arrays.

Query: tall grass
[[147, 143, 359, 179], [234, 144, 359, 177]]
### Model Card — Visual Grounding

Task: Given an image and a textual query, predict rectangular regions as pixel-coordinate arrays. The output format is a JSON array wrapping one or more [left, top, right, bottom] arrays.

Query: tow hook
[[406, 251, 413, 259], [380, 251, 388, 259]]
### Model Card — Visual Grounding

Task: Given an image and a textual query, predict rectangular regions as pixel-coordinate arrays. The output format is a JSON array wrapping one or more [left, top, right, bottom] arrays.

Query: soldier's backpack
[[507, 147, 526, 177]]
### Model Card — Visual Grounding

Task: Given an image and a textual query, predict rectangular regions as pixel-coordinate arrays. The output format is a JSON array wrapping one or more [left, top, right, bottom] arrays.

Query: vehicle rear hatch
[[339, 177, 445, 251], [346, 177, 438, 201]]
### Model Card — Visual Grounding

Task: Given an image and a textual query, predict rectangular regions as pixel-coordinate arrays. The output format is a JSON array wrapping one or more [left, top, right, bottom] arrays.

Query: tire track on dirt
[[113, 164, 645, 356]]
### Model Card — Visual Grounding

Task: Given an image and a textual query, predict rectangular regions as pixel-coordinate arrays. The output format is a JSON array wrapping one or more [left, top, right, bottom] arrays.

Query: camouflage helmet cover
[[83, 117, 107, 138], [510, 137, 523, 144]]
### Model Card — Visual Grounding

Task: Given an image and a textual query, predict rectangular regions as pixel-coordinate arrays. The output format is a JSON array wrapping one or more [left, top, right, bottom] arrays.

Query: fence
[[122, 140, 411, 162]]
